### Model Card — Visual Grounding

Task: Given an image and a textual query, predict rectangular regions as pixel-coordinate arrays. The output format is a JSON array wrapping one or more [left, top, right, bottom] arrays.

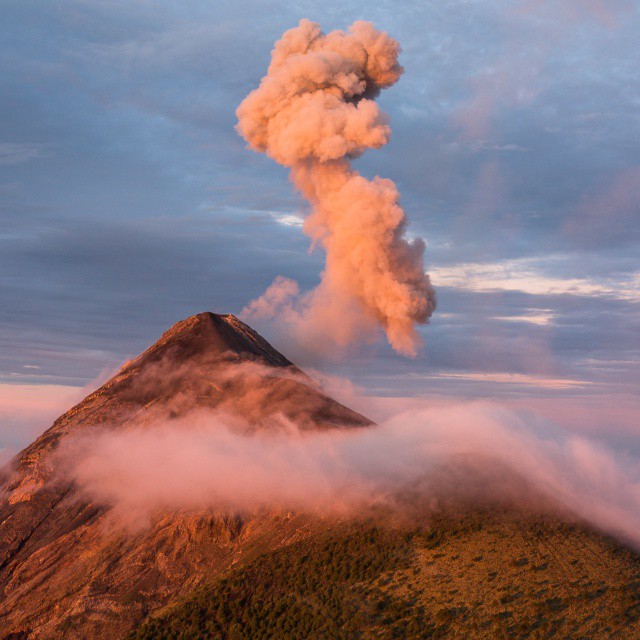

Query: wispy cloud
[[0, 143, 50, 165], [271, 212, 303, 227], [493, 312, 555, 325], [55, 398, 640, 549], [444, 140, 529, 154], [427, 371, 591, 389], [430, 258, 640, 300]]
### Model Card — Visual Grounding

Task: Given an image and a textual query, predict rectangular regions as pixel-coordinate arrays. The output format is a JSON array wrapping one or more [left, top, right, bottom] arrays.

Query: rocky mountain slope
[[1, 313, 639, 639], [0, 313, 370, 639]]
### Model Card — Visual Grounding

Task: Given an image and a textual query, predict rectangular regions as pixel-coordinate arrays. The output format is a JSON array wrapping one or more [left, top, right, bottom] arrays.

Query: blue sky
[[1, 0, 639, 409]]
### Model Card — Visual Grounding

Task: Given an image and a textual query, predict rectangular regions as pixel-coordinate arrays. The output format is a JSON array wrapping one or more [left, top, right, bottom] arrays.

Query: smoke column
[[236, 20, 436, 356]]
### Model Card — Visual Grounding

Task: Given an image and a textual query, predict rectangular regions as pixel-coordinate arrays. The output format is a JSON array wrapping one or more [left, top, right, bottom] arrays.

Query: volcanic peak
[[126, 312, 294, 371]]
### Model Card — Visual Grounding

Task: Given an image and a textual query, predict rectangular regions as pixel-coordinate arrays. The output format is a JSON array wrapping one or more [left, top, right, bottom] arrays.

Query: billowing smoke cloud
[[59, 400, 640, 548], [236, 20, 435, 356]]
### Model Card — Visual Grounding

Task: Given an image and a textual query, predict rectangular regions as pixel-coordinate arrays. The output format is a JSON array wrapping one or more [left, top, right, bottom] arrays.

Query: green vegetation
[[128, 516, 640, 640], [129, 525, 430, 640]]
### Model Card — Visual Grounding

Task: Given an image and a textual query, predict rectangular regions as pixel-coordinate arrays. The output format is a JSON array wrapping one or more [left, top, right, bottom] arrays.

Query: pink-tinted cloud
[[56, 398, 640, 548], [0, 384, 83, 464]]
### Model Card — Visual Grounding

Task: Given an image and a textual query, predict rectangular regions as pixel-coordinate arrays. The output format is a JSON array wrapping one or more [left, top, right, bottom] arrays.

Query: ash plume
[[236, 20, 436, 356]]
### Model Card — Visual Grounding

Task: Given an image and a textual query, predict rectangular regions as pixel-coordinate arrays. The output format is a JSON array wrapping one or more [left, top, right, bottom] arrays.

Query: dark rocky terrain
[[1, 313, 640, 639]]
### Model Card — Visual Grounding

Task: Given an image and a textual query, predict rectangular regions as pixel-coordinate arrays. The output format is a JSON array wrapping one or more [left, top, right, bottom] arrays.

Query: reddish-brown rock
[[0, 313, 370, 639]]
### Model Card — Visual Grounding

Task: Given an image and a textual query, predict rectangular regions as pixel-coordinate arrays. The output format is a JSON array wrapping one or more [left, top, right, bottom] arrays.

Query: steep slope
[[0, 313, 371, 639]]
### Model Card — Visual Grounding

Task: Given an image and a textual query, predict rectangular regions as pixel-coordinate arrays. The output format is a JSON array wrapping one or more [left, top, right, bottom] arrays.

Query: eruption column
[[237, 19, 435, 356]]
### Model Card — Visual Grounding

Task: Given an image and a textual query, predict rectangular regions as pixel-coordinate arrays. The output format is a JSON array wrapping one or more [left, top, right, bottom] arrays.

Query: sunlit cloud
[[430, 258, 640, 300], [271, 213, 303, 227], [493, 312, 555, 325], [428, 371, 592, 389]]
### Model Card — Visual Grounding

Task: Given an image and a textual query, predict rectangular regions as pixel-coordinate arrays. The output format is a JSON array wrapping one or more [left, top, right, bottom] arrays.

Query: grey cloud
[[0, 143, 51, 165], [0, 210, 321, 384]]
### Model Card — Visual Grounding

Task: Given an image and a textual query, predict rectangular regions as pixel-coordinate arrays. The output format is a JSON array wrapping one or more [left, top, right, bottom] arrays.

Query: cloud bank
[[59, 400, 640, 548]]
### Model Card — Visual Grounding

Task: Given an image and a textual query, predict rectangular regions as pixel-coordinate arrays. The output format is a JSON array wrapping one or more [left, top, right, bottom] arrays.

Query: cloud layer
[[58, 399, 640, 549]]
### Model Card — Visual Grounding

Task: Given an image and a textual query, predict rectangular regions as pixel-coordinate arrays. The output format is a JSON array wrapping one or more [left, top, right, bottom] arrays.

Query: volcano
[[2, 314, 640, 639]]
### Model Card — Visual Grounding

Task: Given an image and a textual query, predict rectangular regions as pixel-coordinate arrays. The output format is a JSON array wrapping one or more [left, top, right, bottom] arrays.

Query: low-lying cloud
[[58, 399, 640, 548]]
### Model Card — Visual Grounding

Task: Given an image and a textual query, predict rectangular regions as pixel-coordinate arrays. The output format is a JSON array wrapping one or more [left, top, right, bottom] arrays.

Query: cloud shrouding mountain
[[237, 20, 435, 356], [59, 397, 640, 550]]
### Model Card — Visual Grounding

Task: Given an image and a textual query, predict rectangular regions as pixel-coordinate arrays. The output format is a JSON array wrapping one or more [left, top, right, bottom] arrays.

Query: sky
[[1, 0, 639, 451]]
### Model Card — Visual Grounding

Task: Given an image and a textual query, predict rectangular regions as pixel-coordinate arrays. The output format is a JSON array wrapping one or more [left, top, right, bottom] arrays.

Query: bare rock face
[[0, 313, 371, 639]]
